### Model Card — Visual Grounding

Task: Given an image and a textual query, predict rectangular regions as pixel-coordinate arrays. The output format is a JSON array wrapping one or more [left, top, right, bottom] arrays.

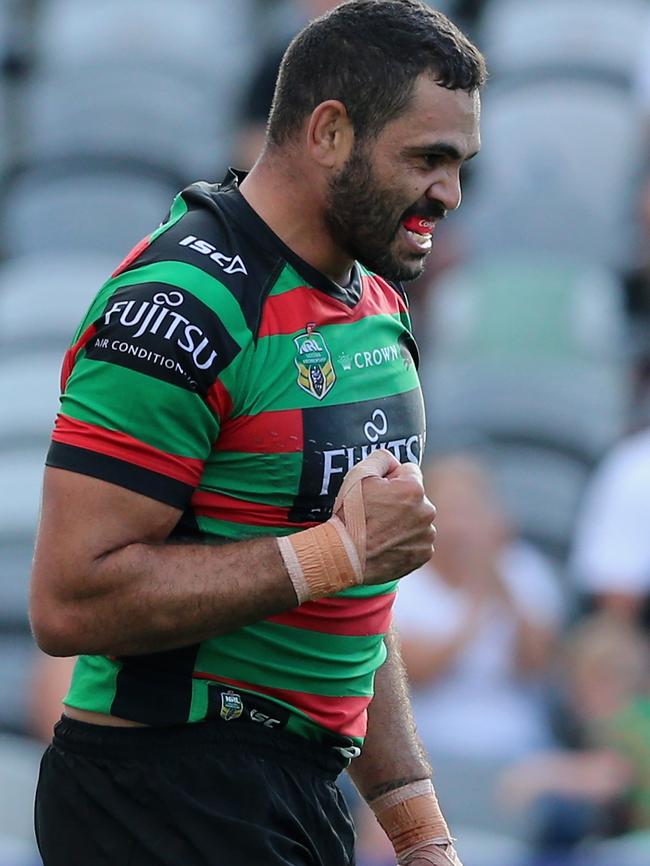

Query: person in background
[[499, 613, 649, 855], [394, 454, 564, 762], [570, 427, 650, 631]]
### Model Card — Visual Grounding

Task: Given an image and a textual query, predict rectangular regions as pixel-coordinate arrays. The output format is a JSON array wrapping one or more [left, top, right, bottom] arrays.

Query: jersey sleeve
[[47, 266, 247, 509]]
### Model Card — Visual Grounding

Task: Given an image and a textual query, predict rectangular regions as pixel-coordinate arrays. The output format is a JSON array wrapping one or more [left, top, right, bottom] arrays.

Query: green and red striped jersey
[[48, 169, 425, 748]]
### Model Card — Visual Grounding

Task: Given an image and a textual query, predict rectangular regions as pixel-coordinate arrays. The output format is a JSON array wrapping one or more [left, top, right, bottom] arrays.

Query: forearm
[[34, 535, 296, 657], [349, 627, 431, 800]]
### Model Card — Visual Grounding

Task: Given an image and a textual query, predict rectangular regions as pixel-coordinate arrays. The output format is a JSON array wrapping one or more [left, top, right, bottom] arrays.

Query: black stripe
[[46, 441, 194, 509], [110, 643, 201, 725]]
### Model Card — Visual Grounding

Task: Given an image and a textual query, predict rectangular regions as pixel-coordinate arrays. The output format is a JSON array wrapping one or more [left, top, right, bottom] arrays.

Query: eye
[[423, 153, 444, 168]]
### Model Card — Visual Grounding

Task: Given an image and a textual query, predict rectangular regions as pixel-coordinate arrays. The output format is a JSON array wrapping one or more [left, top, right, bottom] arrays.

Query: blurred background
[[0, 1, 649, 865]]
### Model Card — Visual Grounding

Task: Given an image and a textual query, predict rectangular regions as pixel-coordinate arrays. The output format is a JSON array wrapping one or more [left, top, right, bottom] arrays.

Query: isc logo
[[249, 708, 281, 728], [179, 235, 248, 276]]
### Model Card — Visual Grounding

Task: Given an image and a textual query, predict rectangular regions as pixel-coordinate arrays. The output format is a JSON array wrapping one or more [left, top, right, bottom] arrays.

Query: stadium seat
[[426, 255, 626, 364], [420, 256, 629, 561], [0, 447, 48, 538], [35, 0, 255, 86], [0, 352, 63, 448], [0, 734, 41, 858], [0, 442, 46, 735], [463, 78, 642, 267], [2, 167, 176, 258], [0, 253, 116, 353], [479, 0, 649, 82], [22, 67, 228, 181], [31, 0, 255, 178]]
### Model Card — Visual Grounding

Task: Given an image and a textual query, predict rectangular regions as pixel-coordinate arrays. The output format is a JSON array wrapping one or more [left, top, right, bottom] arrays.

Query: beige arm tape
[[276, 450, 397, 603], [369, 779, 459, 863]]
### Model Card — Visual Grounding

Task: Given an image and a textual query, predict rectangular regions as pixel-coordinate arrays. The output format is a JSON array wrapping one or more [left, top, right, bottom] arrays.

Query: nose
[[426, 166, 462, 212]]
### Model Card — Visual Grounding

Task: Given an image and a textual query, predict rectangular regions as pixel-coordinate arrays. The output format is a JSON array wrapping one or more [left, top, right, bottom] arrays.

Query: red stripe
[[111, 234, 151, 277], [60, 323, 97, 391], [206, 378, 233, 423], [191, 489, 313, 527], [258, 276, 406, 337], [268, 592, 396, 636], [215, 409, 303, 454], [51, 414, 205, 485], [193, 673, 369, 738]]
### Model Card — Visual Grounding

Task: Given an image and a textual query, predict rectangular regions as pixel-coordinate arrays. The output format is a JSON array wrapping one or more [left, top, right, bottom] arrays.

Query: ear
[[306, 100, 354, 169]]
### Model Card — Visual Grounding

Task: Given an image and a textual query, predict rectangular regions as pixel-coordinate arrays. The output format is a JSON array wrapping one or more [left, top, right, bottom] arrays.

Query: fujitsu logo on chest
[[103, 290, 218, 370], [320, 408, 424, 495]]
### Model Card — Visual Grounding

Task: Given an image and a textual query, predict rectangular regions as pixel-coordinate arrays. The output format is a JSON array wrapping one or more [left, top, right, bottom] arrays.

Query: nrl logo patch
[[293, 323, 336, 400], [220, 690, 243, 721]]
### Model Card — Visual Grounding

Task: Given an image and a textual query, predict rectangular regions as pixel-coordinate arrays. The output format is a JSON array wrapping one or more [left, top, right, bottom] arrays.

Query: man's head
[[266, 0, 486, 281]]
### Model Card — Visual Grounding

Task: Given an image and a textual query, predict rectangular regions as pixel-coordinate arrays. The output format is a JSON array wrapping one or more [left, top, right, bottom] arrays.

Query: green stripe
[[149, 192, 188, 242], [200, 452, 303, 503], [267, 264, 305, 296], [195, 516, 298, 539], [336, 579, 399, 598], [197, 622, 384, 697], [65, 655, 121, 713], [62, 357, 219, 457], [188, 677, 209, 722]]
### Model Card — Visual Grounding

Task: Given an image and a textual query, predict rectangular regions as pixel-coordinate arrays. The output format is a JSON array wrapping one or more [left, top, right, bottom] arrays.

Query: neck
[[239, 148, 355, 286]]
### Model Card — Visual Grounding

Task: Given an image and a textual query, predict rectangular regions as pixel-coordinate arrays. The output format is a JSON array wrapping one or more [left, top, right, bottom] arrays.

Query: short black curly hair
[[267, 0, 487, 146]]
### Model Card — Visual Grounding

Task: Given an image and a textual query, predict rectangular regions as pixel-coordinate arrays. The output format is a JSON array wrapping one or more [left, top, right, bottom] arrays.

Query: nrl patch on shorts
[[294, 322, 336, 400], [220, 690, 244, 721]]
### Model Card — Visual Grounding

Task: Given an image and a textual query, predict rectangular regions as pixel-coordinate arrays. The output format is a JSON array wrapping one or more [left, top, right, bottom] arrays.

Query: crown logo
[[338, 352, 352, 371]]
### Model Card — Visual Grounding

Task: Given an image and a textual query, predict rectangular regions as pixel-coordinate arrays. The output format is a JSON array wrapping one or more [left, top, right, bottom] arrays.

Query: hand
[[335, 451, 436, 587], [398, 841, 463, 866]]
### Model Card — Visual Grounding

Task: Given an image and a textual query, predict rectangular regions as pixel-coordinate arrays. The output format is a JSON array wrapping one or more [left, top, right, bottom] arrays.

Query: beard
[[323, 143, 437, 282]]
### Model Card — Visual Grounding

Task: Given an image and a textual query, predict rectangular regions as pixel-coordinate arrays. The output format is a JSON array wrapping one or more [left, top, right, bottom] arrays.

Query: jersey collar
[[214, 168, 363, 308]]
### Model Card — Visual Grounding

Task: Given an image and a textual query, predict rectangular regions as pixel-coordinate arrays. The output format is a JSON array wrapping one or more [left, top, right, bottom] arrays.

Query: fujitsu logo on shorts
[[103, 290, 218, 370]]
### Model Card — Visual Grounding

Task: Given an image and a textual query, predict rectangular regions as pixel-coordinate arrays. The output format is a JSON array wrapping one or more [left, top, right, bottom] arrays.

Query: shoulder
[[113, 180, 284, 341]]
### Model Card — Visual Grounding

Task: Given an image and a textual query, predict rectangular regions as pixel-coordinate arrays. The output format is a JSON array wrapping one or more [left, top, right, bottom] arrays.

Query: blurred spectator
[[394, 454, 564, 761], [500, 613, 650, 855], [570, 428, 650, 630]]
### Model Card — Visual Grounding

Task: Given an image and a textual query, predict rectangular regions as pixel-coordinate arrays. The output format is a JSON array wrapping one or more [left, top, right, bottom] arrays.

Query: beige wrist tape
[[369, 779, 453, 860], [277, 516, 362, 603], [277, 449, 397, 603]]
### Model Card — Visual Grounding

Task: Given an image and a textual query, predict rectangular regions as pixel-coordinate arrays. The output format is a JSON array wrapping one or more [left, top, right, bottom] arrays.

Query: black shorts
[[35, 715, 356, 866]]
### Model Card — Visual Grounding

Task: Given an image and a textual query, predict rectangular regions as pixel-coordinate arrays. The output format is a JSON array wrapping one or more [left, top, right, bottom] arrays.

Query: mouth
[[399, 215, 435, 254]]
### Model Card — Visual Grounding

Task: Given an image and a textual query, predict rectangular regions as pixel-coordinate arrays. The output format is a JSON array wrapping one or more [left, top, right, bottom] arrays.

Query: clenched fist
[[333, 449, 436, 587]]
